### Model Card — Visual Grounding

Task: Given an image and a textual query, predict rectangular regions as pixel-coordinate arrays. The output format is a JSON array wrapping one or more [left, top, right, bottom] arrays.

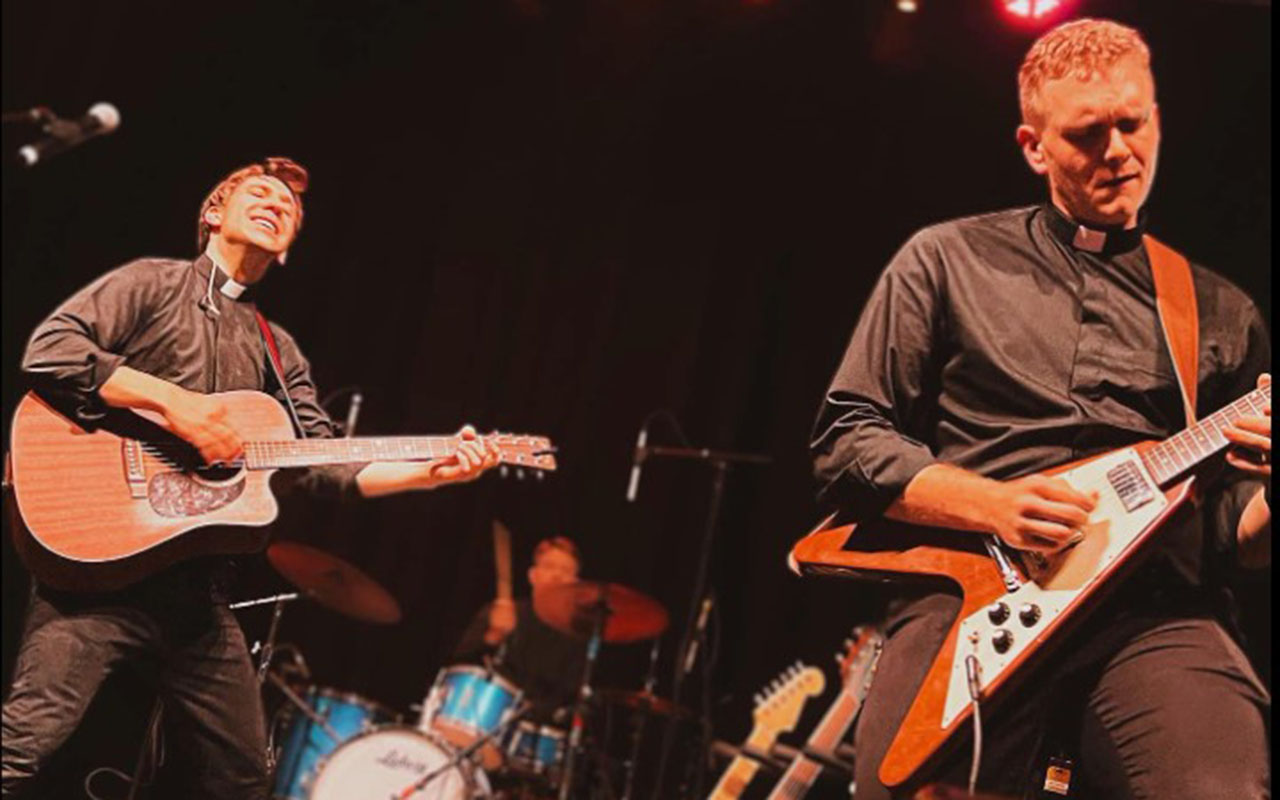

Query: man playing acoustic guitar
[[3, 157, 501, 798], [811, 19, 1269, 799]]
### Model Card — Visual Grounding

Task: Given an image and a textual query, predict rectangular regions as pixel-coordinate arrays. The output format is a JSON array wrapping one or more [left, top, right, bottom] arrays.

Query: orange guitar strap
[[1144, 235, 1198, 426]]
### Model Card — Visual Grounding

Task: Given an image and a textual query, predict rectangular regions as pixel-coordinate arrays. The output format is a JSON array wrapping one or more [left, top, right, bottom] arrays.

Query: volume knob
[[1018, 603, 1042, 627], [987, 602, 1010, 625], [991, 629, 1014, 654]]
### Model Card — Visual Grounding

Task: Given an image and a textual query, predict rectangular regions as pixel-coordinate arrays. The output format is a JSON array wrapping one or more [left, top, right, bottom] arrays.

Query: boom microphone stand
[[642, 443, 771, 799]]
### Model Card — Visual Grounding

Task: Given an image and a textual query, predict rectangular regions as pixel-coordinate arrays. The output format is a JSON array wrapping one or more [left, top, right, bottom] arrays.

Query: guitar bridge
[[1106, 461, 1155, 513], [122, 440, 148, 499]]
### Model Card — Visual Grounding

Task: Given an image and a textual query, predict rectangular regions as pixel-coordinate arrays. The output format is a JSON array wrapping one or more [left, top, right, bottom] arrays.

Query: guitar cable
[[965, 654, 983, 797]]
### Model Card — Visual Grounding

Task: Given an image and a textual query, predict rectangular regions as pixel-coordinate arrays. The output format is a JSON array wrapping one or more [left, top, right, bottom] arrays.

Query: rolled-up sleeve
[[811, 231, 947, 521], [21, 260, 158, 424]]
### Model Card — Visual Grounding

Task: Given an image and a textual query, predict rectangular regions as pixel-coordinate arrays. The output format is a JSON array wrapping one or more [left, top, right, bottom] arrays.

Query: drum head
[[307, 726, 489, 800]]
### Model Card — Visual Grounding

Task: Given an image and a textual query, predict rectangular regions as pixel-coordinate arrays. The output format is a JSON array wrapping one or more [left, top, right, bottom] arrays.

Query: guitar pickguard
[[148, 471, 247, 518], [940, 447, 1167, 728]]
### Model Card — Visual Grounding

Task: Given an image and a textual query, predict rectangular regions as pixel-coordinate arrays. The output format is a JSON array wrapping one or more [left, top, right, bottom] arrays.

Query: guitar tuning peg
[[753, 693, 763, 705], [500, 465, 510, 478], [535, 471, 544, 481], [516, 468, 526, 480], [844, 638, 853, 648]]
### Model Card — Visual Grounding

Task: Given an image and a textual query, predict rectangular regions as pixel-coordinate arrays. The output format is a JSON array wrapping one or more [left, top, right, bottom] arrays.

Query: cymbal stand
[[229, 592, 302, 771], [559, 587, 611, 800], [620, 637, 661, 800]]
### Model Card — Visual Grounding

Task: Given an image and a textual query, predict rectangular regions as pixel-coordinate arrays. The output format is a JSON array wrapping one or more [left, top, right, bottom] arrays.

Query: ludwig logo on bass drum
[[374, 748, 429, 773]]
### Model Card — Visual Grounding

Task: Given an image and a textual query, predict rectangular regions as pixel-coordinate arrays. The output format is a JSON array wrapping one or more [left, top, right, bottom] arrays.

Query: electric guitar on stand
[[707, 663, 825, 800], [765, 625, 884, 799], [789, 383, 1270, 790], [7, 390, 557, 591]]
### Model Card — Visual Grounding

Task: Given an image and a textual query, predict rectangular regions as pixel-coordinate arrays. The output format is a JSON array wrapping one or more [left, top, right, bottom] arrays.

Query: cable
[[965, 655, 983, 796]]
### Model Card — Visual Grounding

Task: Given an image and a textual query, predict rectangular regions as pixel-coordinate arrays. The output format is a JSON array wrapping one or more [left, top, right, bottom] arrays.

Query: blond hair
[[196, 157, 309, 252], [1018, 18, 1151, 127]]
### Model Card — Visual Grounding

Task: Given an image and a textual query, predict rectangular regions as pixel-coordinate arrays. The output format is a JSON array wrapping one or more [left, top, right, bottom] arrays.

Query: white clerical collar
[[1071, 225, 1109, 253], [219, 274, 248, 299]]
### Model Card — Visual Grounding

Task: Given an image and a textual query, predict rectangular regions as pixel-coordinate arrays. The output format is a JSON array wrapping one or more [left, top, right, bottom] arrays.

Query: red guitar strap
[[1144, 235, 1199, 427], [254, 309, 307, 438]]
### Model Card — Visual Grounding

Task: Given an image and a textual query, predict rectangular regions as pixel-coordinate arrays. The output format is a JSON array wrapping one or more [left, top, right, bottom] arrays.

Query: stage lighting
[[897, 0, 919, 11], [1004, 0, 1062, 19]]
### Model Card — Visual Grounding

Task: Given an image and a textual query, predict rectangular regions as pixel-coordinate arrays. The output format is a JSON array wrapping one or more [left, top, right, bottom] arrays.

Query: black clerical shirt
[[20, 255, 364, 598], [811, 204, 1269, 590]]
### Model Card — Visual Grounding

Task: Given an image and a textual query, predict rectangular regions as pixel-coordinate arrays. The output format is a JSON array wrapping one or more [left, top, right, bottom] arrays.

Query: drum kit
[[248, 542, 686, 800]]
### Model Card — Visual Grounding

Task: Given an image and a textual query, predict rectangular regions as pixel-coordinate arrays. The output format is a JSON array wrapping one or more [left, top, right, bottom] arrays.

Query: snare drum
[[505, 721, 565, 779], [272, 686, 398, 800], [423, 665, 522, 770], [306, 726, 489, 800]]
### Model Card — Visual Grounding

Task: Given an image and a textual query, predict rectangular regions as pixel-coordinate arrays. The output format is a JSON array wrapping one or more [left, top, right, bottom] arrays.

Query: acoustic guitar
[[7, 390, 556, 591]]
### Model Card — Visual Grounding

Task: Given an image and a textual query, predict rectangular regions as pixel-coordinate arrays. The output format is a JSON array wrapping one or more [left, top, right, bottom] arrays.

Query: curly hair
[[196, 156, 309, 252], [1018, 18, 1152, 127]]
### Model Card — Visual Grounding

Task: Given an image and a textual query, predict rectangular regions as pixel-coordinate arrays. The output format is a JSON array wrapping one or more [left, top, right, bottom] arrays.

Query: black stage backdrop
[[2, 0, 1269, 796]]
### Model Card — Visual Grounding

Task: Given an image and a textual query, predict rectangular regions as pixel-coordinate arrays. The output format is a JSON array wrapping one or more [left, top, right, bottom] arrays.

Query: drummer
[[452, 537, 587, 722]]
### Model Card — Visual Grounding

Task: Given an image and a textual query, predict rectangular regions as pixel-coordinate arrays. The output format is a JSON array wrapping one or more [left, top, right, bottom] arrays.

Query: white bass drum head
[[307, 726, 489, 799]]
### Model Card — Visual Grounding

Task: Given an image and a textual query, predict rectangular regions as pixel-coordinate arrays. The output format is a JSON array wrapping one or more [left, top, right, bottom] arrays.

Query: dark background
[[2, 0, 1269, 797]]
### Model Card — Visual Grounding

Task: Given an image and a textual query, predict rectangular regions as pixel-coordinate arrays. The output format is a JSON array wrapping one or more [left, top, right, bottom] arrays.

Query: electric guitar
[[7, 390, 557, 591], [707, 663, 826, 800], [789, 383, 1270, 789], [765, 625, 884, 799]]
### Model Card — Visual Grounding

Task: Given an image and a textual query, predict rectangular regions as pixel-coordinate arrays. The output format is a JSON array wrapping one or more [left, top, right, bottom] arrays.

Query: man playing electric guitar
[[2, 157, 501, 798], [810, 20, 1270, 799]]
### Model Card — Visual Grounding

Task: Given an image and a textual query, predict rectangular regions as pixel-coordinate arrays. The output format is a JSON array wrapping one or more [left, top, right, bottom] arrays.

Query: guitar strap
[[254, 309, 307, 438], [1143, 235, 1199, 427]]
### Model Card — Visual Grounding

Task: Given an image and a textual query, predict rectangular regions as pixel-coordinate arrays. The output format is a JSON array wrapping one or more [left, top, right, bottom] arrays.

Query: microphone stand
[[645, 444, 770, 800]]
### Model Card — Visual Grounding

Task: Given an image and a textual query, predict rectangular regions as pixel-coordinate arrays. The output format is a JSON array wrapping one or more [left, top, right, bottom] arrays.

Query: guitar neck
[[766, 691, 859, 800], [241, 436, 470, 469], [709, 728, 776, 800], [1141, 385, 1271, 486]]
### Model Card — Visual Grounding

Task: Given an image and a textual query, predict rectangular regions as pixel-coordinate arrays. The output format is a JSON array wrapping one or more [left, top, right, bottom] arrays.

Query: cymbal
[[532, 581, 668, 643], [266, 542, 402, 625], [595, 688, 690, 719]]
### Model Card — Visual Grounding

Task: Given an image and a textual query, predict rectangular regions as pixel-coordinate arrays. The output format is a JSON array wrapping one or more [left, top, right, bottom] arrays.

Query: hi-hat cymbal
[[595, 688, 691, 719], [266, 542, 402, 625], [532, 581, 668, 643]]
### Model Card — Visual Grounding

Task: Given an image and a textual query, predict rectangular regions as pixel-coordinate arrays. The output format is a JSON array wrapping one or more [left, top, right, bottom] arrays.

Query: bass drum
[[307, 726, 490, 800]]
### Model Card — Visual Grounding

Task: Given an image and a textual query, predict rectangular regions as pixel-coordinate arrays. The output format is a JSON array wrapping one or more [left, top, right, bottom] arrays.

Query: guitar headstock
[[836, 625, 884, 701], [751, 662, 825, 734], [491, 434, 557, 478]]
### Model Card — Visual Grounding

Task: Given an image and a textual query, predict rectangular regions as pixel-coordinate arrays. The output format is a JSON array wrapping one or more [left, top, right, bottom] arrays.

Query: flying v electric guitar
[[789, 383, 1270, 790]]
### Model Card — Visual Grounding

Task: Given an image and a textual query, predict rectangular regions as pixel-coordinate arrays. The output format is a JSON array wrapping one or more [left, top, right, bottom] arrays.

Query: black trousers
[[852, 592, 1271, 799], [1, 583, 269, 799]]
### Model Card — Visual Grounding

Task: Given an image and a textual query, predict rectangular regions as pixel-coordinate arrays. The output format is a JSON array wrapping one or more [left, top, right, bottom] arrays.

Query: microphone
[[344, 391, 363, 438], [681, 594, 714, 675], [18, 102, 121, 167], [625, 423, 648, 503]]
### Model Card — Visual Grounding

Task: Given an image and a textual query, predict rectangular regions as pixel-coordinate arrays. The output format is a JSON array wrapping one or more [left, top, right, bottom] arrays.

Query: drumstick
[[493, 519, 513, 602]]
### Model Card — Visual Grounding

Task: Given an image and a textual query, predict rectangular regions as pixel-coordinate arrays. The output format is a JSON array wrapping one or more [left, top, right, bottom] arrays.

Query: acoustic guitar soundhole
[[148, 471, 247, 517]]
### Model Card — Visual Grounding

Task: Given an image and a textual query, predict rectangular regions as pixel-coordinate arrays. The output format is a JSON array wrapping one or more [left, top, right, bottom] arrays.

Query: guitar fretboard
[[243, 436, 466, 469], [1140, 384, 1271, 486]]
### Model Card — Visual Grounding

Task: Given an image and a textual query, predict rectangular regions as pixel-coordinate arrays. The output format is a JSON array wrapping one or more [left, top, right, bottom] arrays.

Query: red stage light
[[1004, 0, 1062, 20]]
